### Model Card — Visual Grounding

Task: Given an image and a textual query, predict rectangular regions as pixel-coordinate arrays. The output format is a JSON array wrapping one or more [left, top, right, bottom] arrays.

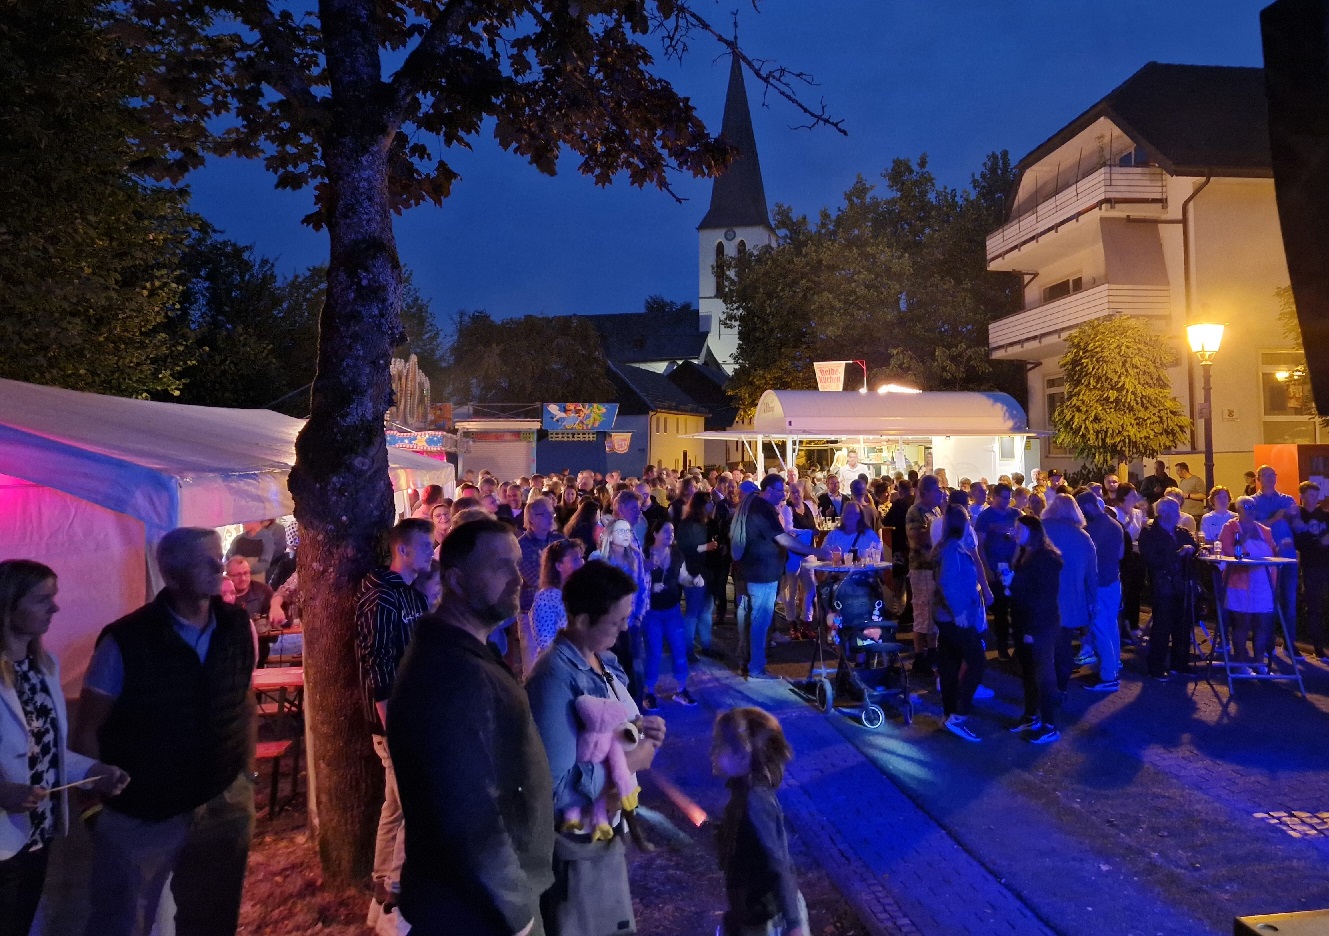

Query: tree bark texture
[[288, 0, 401, 884]]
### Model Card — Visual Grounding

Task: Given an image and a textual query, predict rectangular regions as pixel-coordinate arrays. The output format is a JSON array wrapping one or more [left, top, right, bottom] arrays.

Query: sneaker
[[771, 632, 793, 645], [1085, 679, 1120, 693], [747, 670, 782, 681], [1230, 664, 1251, 675], [1254, 664, 1269, 676], [972, 684, 995, 700], [642, 693, 659, 711], [1030, 725, 1061, 745], [944, 715, 981, 742], [1009, 716, 1042, 733], [675, 688, 698, 706], [1073, 651, 1098, 667], [1152, 673, 1170, 683]]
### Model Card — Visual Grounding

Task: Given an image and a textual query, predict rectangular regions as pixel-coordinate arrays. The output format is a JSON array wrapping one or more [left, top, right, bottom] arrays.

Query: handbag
[[546, 832, 636, 936]]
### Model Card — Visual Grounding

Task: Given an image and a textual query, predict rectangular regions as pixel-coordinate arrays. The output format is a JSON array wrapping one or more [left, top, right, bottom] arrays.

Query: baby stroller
[[815, 570, 913, 728]]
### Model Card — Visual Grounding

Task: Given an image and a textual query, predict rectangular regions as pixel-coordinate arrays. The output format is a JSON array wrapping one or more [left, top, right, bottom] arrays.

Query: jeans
[[644, 605, 690, 691], [612, 624, 645, 702], [936, 622, 986, 716], [1120, 551, 1144, 635], [1089, 581, 1122, 680], [372, 733, 406, 892], [739, 581, 780, 675], [1147, 591, 1191, 676], [683, 585, 714, 652], [86, 772, 255, 936], [0, 845, 48, 936]]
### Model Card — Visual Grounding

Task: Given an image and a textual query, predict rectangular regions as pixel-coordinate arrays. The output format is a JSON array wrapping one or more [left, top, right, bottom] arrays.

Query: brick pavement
[[665, 623, 1329, 936]]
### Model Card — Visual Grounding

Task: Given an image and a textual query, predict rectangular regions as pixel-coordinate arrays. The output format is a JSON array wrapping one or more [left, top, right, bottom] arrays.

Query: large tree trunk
[[288, 111, 401, 879]]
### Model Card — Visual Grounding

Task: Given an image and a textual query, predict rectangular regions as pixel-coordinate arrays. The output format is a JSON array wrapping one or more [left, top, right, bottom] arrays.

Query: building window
[[1259, 351, 1319, 444], [714, 241, 726, 293], [1041, 276, 1084, 304], [999, 436, 1016, 461], [737, 239, 747, 257], [1045, 375, 1068, 456]]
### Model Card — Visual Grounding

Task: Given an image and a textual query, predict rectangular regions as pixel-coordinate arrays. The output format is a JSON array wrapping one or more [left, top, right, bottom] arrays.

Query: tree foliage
[[165, 230, 448, 414], [1051, 316, 1191, 469], [1275, 284, 1321, 421], [720, 153, 1024, 415], [0, 0, 193, 397], [441, 311, 615, 403]]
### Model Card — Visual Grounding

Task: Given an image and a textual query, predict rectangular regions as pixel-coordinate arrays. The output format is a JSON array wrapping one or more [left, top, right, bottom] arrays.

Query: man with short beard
[[388, 519, 554, 936]]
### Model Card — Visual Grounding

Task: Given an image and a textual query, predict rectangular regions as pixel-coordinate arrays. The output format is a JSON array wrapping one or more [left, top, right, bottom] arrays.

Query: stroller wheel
[[861, 704, 885, 730], [815, 678, 834, 713], [903, 697, 914, 726]]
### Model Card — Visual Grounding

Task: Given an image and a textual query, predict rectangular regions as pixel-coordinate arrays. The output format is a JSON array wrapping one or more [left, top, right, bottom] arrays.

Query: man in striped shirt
[[357, 517, 434, 925]]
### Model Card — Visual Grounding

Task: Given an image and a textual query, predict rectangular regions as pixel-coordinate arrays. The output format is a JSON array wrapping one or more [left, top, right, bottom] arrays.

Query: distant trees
[[720, 153, 1025, 415], [440, 311, 615, 403], [0, 0, 192, 396], [1051, 316, 1190, 469]]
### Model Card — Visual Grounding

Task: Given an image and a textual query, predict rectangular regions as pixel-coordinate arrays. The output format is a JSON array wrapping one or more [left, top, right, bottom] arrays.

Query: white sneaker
[[972, 684, 995, 700], [944, 715, 981, 742]]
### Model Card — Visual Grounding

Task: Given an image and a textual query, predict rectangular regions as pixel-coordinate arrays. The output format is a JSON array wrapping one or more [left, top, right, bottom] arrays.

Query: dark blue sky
[[184, 0, 1267, 323]]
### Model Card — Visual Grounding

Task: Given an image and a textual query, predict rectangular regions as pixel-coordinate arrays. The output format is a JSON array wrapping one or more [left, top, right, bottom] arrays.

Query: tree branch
[[388, 0, 477, 121], [231, 4, 325, 115]]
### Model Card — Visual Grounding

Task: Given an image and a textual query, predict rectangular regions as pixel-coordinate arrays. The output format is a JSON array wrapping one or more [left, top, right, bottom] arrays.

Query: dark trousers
[[987, 586, 1012, 653], [1302, 566, 1329, 654], [1016, 628, 1073, 726], [612, 625, 644, 703], [1147, 592, 1191, 676], [0, 845, 49, 936], [936, 622, 986, 717], [1120, 552, 1145, 635]]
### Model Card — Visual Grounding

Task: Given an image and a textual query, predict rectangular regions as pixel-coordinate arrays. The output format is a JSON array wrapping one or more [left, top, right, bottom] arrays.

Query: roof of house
[[608, 363, 710, 417], [1014, 62, 1272, 182], [697, 53, 772, 231], [663, 361, 739, 430], [583, 306, 709, 365]]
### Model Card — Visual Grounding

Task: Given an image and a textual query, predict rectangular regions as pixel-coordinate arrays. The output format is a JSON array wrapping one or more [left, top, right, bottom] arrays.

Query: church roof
[[584, 306, 708, 365], [1013, 62, 1272, 185], [698, 53, 771, 231]]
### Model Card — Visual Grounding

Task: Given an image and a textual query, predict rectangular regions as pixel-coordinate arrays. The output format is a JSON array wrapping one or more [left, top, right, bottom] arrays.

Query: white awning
[[751, 390, 1029, 438]]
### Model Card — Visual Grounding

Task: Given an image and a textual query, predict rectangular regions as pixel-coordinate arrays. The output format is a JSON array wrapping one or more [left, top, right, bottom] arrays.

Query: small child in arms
[[712, 707, 809, 936]]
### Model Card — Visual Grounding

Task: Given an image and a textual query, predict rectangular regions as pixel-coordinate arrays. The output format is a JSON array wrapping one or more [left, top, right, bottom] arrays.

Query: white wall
[[929, 436, 1025, 485]]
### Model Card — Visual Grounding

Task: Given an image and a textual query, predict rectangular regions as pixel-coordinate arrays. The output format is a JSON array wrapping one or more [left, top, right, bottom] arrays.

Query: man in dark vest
[[73, 527, 256, 936], [388, 518, 555, 936]]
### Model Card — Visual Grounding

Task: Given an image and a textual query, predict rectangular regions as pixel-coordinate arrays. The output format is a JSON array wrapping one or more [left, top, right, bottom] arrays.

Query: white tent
[[0, 378, 454, 694], [691, 389, 1036, 480]]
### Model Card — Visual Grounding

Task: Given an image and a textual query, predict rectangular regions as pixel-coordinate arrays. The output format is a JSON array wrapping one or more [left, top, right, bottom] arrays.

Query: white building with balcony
[[987, 62, 1317, 487]]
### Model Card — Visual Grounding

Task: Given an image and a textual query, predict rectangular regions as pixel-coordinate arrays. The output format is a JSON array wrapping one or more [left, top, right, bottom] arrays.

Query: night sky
[[184, 0, 1267, 324]]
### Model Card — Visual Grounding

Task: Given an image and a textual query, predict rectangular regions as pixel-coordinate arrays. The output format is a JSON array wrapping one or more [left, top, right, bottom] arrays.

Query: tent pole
[[755, 434, 764, 475]]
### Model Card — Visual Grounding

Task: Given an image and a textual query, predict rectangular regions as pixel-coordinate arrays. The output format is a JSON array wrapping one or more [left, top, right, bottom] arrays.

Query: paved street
[[645, 628, 1329, 936]]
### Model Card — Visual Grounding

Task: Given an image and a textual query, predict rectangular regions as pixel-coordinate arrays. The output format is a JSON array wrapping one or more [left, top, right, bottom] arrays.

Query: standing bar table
[[1198, 555, 1305, 697]]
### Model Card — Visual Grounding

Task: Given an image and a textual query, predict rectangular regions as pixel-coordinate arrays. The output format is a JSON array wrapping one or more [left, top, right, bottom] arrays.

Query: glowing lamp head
[[1186, 323, 1224, 357]]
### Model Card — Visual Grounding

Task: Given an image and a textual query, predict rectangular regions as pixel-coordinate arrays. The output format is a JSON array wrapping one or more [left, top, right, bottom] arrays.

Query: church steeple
[[697, 52, 770, 231]]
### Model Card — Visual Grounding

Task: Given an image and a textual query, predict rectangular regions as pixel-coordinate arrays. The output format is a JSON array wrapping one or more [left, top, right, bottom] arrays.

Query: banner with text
[[814, 361, 846, 392]]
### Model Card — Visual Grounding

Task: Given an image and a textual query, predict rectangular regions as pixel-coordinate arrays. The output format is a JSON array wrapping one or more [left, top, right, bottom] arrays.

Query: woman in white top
[[823, 500, 883, 558], [0, 561, 129, 934], [1199, 486, 1235, 545]]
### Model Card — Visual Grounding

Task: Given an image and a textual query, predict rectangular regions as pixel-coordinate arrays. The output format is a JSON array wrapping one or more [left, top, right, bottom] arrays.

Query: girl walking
[[712, 707, 808, 936]]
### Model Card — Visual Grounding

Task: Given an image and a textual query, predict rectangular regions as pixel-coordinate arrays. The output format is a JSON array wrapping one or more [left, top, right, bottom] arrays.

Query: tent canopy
[[749, 390, 1029, 439], [0, 377, 454, 535]]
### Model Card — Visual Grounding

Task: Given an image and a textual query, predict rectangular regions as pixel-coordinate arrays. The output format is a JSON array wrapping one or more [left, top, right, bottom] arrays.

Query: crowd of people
[[1, 453, 1322, 936]]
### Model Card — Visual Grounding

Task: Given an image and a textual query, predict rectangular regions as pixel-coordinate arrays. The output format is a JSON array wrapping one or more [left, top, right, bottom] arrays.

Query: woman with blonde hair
[[591, 519, 651, 700], [0, 561, 128, 934]]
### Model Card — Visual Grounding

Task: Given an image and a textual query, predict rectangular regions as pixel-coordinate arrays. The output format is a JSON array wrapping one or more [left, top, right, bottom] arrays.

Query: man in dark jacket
[[1139, 498, 1197, 680], [74, 527, 256, 936], [389, 518, 555, 936]]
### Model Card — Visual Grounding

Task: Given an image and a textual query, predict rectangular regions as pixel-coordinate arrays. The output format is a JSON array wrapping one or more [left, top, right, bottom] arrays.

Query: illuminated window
[[1259, 351, 1320, 444]]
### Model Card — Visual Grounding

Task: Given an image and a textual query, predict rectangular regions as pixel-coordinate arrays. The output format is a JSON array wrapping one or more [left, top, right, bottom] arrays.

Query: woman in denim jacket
[[932, 506, 990, 742], [526, 560, 666, 936]]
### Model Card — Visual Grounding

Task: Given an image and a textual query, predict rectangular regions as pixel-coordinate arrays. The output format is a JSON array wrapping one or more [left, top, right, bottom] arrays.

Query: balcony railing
[[988, 283, 1172, 356], [986, 165, 1168, 262]]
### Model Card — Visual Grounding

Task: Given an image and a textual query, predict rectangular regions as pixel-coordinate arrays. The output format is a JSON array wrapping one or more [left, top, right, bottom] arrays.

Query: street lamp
[[854, 360, 868, 394], [1186, 322, 1225, 492]]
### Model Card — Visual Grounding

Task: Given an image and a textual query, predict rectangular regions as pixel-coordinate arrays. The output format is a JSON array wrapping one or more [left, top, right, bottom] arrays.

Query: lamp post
[[1186, 323, 1225, 492], [854, 360, 868, 394]]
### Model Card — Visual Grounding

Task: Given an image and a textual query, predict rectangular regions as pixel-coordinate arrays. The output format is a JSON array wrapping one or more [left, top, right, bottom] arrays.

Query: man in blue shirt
[[974, 483, 1020, 658], [1251, 464, 1301, 654]]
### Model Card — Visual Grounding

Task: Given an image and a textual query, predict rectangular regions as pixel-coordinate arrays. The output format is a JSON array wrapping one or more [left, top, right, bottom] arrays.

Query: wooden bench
[[255, 740, 300, 817]]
